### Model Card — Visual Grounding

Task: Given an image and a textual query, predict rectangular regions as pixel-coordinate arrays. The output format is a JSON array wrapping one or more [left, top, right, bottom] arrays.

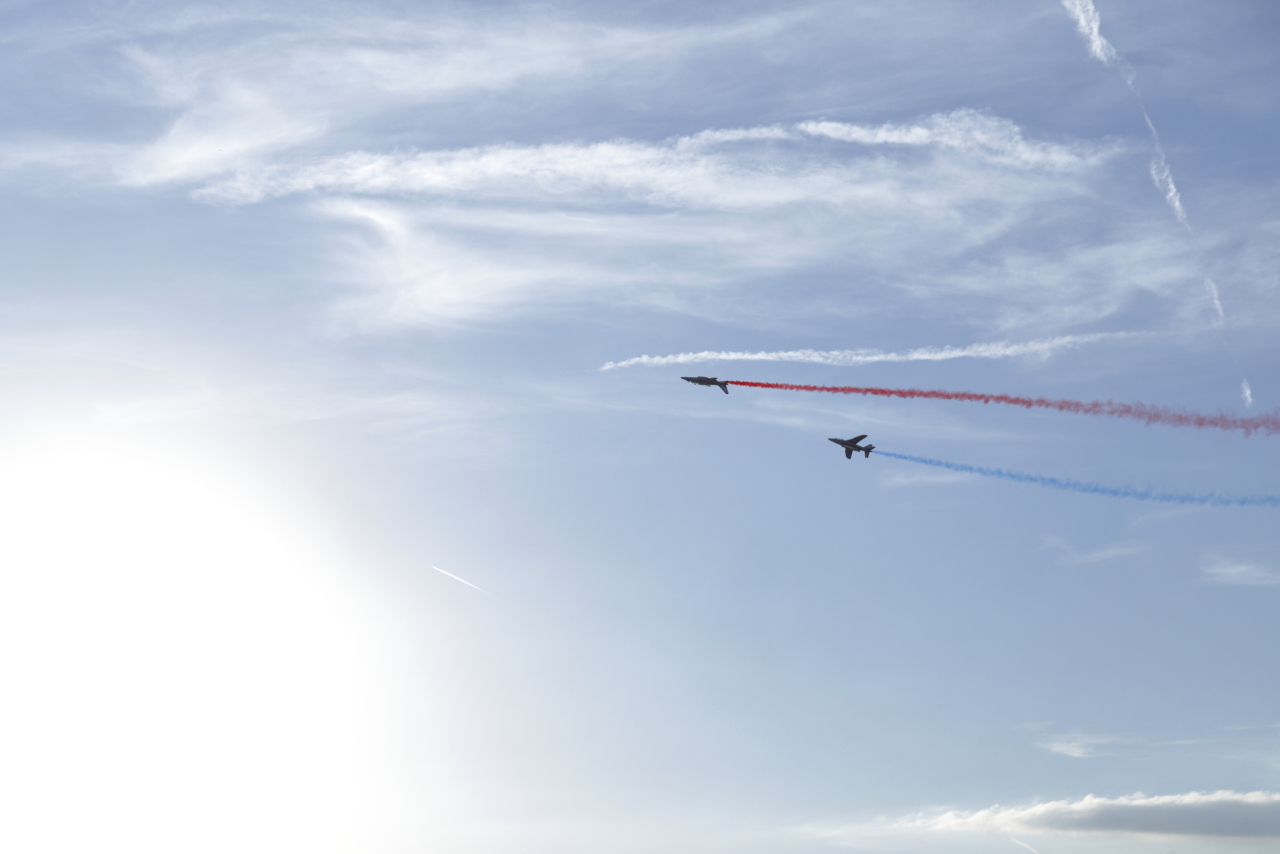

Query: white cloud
[[1201, 556, 1280, 587], [807, 790, 1280, 840], [600, 332, 1138, 370], [1060, 0, 1119, 65], [1045, 537, 1145, 565], [798, 111, 1093, 170], [199, 110, 1108, 204], [113, 21, 661, 184], [1039, 733, 1115, 758], [207, 112, 1153, 327], [1, 10, 1208, 334], [314, 198, 683, 327], [1068, 544, 1142, 564], [4, 10, 803, 186]]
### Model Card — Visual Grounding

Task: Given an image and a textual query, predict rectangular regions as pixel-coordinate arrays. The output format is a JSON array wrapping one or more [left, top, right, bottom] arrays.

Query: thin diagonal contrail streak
[[1060, 0, 1254, 405], [432, 566, 487, 593]]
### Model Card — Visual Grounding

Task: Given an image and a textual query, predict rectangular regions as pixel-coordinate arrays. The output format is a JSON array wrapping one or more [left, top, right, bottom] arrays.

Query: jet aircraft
[[828, 435, 875, 459], [681, 376, 729, 394]]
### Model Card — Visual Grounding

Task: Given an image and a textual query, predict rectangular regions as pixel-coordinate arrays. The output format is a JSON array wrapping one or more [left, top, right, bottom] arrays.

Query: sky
[[0, 0, 1278, 851]]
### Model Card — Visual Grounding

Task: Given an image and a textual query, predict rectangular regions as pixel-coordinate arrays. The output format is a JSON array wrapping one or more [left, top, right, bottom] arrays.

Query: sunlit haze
[[0, 435, 400, 853]]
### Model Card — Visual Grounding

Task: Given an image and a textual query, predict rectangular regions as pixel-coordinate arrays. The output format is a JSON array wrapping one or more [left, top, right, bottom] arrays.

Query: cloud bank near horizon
[[806, 789, 1280, 841]]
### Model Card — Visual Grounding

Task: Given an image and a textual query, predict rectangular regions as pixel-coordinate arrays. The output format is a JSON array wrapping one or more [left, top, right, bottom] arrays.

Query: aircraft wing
[[850, 435, 867, 444]]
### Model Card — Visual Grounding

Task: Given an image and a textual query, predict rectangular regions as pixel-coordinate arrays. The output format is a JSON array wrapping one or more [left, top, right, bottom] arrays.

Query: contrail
[[1060, 0, 1119, 65], [1061, 1, 1254, 412], [601, 333, 1135, 371], [725, 381, 1280, 437], [432, 565, 487, 593], [1060, 0, 1253, 411], [1204, 279, 1225, 326], [1145, 112, 1187, 225], [875, 451, 1280, 508], [1060, 3, 1200, 231], [1010, 840, 1042, 854]]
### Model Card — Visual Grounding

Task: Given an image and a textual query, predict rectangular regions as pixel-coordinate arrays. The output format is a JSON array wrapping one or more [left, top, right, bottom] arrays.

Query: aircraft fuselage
[[828, 435, 875, 459], [681, 376, 729, 394]]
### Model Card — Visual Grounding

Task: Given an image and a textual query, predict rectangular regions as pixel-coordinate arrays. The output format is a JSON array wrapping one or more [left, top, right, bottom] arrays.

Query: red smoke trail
[[725, 381, 1280, 437]]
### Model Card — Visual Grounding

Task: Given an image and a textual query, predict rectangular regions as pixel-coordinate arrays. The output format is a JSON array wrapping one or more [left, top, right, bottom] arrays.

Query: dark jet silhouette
[[828, 435, 875, 459], [681, 376, 729, 394]]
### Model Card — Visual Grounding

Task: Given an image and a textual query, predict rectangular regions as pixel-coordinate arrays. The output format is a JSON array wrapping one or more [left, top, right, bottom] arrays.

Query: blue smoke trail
[[875, 450, 1280, 508]]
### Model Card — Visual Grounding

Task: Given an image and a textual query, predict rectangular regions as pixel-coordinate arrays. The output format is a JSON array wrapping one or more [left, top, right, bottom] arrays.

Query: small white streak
[[1241, 379, 1254, 409], [601, 333, 1136, 370], [1201, 556, 1279, 587], [1149, 152, 1186, 224], [1010, 839, 1042, 854], [1060, 0, 1191, 232], [1204, 279, 1225, 325], [1139, 111, 1189, 227], [1040, 734, 1114, 758], [432, 565, 487, 593]]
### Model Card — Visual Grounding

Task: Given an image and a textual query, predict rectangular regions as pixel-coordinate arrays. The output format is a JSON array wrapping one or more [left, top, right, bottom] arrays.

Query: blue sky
[[1, 1, 1279, 851]]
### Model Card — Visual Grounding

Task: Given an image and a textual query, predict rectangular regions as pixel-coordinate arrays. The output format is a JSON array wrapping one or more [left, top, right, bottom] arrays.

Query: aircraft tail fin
[[844, 447, 853, 459], [717, 381, 728, 394], [863, 445, 874, 458]]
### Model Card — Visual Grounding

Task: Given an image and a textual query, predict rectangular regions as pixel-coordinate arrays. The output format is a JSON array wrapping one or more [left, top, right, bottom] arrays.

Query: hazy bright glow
[[0, 435, 396, 854]]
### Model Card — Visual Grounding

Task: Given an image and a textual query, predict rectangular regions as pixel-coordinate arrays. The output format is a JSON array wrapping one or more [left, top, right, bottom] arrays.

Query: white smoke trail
[[1060, 0, 1119, 65], [1010, 839, 1042, 854], [601, 333, 1136, 371], [1242, 379, 1254, 409]]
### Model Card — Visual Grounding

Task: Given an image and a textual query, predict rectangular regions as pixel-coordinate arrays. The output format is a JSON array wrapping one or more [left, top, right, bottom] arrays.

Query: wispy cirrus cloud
[[2, 9, 805, 186], [221, 112, 1156, 328], [1201, 556, 1280, 587], [600, 332, 1138, 370], [0, 9, 1213, 337], [196, 109, 1110, 204], [1039, 733, 1116, 758], [1044, 536, 1145, 565], [13, 95, 1146, 329], [797, 113, 1091, 170]]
